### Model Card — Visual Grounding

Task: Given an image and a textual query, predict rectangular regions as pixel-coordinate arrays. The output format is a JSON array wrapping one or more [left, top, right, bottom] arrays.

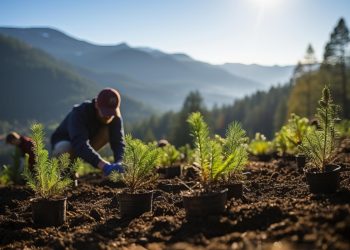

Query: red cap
[[96, 88, 121, 117]]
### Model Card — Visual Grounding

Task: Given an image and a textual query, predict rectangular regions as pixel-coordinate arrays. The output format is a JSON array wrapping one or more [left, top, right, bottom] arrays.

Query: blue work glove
[[103, 162, 125, 176]]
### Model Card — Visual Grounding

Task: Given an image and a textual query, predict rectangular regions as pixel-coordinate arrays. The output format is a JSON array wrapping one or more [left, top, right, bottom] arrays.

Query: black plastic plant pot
[[296, 155, 306, 169], [343, 147, 350, 153], [117, 191, 153, 217], [272, 151, 279, 160], [156, 167, 166, 175], [223, 183, 243, 199], [31, 197, 67, 227], [257, 154, 271, 162], [305, 165, 341, 194], [182, 189, 227, 218], [282, 154, 296, 162], [164, 165, 181, 178], [157, 180, 193, 193]]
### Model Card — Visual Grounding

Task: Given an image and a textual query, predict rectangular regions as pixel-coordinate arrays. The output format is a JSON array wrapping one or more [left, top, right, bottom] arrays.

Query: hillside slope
[[0, 27, 262, 109], [0, 35, 152, 123]]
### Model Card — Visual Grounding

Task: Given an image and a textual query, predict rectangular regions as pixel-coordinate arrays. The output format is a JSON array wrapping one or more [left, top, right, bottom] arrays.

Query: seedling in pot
[[157, 144, 194, 192], [158, 144, 181, 178], [214, 123, 249, 198], [23, 123, 80, 226], [275, 114, 310, 163], [110, 134, 161, 217], [182, 112, 248, 217], [248, 133, 274, 161], [286, 114, 310, 168], [286, 114, 311, 149], [298, 86, 342, 193]]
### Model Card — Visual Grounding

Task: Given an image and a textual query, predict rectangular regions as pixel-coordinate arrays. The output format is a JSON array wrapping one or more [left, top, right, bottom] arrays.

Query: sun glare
[[252, 0, 279, 8]]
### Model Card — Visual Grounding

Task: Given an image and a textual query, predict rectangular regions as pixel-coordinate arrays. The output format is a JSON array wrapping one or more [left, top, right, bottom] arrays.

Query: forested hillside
[[0, 27, 264, 109], [130, 18, 350, 146], [0, 18, 348, 149], [129, 83, 292, 145], [0, 35, 152, 125]]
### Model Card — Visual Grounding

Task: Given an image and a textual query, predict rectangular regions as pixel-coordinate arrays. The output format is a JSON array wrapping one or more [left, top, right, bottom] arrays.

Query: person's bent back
[[51, 88, 125, 176]]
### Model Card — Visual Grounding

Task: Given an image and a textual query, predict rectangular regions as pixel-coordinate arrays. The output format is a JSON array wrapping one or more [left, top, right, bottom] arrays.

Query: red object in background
[[18, 136, 35, 169]]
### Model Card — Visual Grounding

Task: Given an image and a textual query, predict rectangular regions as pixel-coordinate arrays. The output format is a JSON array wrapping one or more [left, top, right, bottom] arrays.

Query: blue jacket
[[51, 99, 125, 167]]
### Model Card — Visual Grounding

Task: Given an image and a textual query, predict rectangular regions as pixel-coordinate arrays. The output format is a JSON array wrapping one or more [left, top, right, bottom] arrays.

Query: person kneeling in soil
[[6, 132, 36, 171], [51, 88, 125, 176]]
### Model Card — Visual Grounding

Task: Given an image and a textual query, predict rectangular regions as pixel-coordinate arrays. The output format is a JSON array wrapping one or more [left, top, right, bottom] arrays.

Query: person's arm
[[109, 115, 125, 163], [68, 110, 108, 168]]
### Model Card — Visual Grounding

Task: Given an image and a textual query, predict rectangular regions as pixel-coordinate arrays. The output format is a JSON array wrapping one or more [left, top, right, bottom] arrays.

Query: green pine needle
[[187, 112, 248, 191], [299, 86, 340, 171], [110, 134, 161, 193], [22, 123, 79, 198]]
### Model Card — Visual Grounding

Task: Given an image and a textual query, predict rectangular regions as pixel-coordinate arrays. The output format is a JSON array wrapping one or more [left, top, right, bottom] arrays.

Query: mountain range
[[0, 35, 153, 124], [0, 27, 295, 110], [219, 63, 294, 89]]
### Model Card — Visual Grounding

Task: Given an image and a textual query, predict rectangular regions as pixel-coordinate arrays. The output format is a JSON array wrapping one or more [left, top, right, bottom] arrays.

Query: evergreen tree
[[303, 44, 318, 118], [323, 18, 350, 118], [171, 91, 207, 147], [293, 61, 305, 81]]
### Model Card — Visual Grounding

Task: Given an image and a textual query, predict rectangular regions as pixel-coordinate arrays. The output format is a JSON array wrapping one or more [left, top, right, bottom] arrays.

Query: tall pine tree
[[303, 44, 317, 118], [323, 18, 350, 118], [171, 91, 207, 147]]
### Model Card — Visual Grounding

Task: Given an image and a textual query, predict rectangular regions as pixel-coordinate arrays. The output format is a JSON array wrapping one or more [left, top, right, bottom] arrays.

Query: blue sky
[[1, 0, 349, 65]]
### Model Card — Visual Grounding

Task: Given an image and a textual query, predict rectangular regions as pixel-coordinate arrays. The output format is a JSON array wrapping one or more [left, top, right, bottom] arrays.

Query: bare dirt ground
[[1, 154, 350, 250]]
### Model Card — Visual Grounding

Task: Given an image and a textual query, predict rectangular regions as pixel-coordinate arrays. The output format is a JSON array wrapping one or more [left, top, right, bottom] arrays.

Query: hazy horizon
[[0, 24, 300, 67]]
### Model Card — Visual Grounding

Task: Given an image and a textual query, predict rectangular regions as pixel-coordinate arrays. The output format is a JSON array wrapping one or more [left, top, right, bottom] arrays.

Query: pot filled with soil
[[158, 144, 182, 178], [157, 179, 195, 193], [31, 197, 67, 226], [256, 154, 272, 162], [296, 154, 306, 169], [305, 164, 341, 194], [157, 165, 182, 178], [110, 134, 162, 218], [183, 112, 249, 218], [281, 154, 296, 162], [298, 87, 343, 194], [164, 164, 181, 178], [22, 123, 80, 227], [182, 189, 228, 218], [117, 191, 153, 217]]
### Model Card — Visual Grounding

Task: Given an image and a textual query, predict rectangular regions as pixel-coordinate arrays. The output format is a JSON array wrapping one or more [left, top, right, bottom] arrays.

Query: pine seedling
[[187, 112, 248, 191], [274, 126, 292, 156], [187, 112, 211, 188], [299, 86, 340, 172], [248, 133, 274, 156], [0, 148, 24, 185], [222, 122, 249, 182], [274, 114, 311, 156], [110, 134, 161, 193], [286, 114, 310, 147], [22, 123, 81, 198], [159, 144, 181, 167]]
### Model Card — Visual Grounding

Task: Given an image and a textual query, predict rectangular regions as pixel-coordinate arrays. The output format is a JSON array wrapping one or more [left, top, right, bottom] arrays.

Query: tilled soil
[[1, 154, 350, 250]]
